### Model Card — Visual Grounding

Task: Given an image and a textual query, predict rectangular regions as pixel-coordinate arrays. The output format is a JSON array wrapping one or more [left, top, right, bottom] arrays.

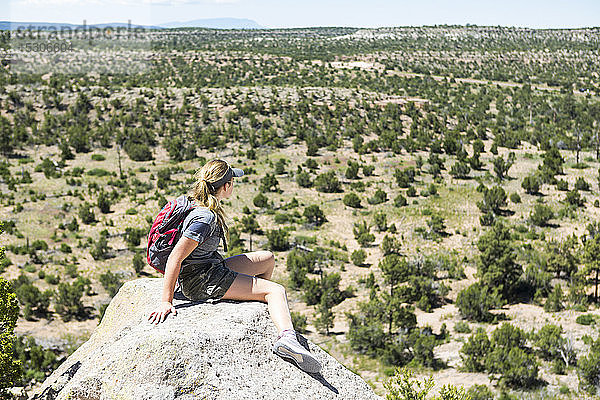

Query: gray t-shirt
[[180, 207, 224, 269]]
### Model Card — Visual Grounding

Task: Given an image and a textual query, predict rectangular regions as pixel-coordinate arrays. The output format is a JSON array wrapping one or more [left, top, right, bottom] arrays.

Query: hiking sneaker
[[273, 331, 322, 373]]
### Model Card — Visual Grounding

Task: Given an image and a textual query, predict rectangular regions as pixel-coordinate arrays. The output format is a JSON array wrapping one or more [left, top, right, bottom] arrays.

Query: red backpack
[[146, 195, 197, 274]]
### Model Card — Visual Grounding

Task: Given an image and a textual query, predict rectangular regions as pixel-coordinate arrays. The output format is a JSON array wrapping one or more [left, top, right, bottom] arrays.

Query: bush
[[461, 328, 490, 372], [345, 161, 360, 179], [124, 227, 145, 248], [0, 275, 22, 392], [456, 282, 500, 322], [454, 321, 471, 334], [290, 311, 307, 334], [466, 385, 494, 400], [486, 324, 538, 388], [54, 281, 85, 321], [91, 154, 106, 161], [385, 368, 469, 400], [78, 202, 96, 224], [576, 314, 596, 326], [97, 191, 111, 214], [353, 221, 375, 247], [12, 335, 60, 385], [343, 192, 362, 208], [509, 192, 521, 204], [351, 249, 367, 266], [253, 193, 269, 208], [556, 179, 569, 191], [295, 171, 312, 188], [124, 142, 153, 161], [394, 194, 408, 207], [544, 285, 564, 312], [368, 189, 387, 205], [266, 229, 290, 251], [314, 171, 342, 193], [578, 336, 600, 395], [575, 177, 590, 191], [521, 175, 540, 195], [303, 205, 326, 226], [565, 190, 584, 207], [381, 235, 402, 256], [449, 161, 471, 179], [477, 186, 507, 215], [530, 204, 554, 227], [99, 271, 123, 297]]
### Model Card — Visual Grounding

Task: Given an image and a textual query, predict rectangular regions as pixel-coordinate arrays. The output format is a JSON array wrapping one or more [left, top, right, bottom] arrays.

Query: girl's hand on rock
[[148, 301, 177, 324]]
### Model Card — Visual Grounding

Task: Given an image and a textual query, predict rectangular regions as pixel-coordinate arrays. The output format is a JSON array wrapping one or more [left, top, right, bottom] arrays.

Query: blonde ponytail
[[190, 160, 230, 243]]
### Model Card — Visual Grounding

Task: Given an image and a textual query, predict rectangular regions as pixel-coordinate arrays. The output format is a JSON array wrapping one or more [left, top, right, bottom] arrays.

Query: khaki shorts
[[178, 261, 238, 301]]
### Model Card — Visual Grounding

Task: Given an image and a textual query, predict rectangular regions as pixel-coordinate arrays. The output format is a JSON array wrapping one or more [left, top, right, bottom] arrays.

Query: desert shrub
[[266, 229, 290, 251], [259, 173, 280, 192], [565, 190, 584, 207], [295, 171, 312, 188], [449, 161, 471, 179], [530, 204, 554, 227], [368, 189, 387, 205], [345, 161, 360, 179], [509, 192, 521, 204], [521, 175, 540, 195], [78, 202, 95, 224], [460, 328, 490, 372], [487, 324, 538, 388], [124, 227, 145, 248], [394, 167, 415, 188], [343, 192, 362, 208], [303, 205, 326, 226], [456, 282, 501, 322], [351, 249, 367, 266], [124, 142, 153, 161], [477, 186, 507, 215], [12, 335, 60, 385], [394, 194, 408, 207], [578, 336, 600, 395], [544, 285, 564, 312], [373, 211, 388, 232], [576, 314, 596, 326], [466, 385, 494, 400], [13, 280, 51, 320], [99, 271, 123, 297], [477, 221, 522, 300], [575, 177, 590, 191], [454, 321, 471, 334], [54, 281, 85, 321], [353, 220, 375, 247], [290, 311, 307, 334], [556, 179, 569, 191], [314, 171, 342, 193], [381, 235, 402, 256], [253, 193, 269, 208], [385, 368, 469, 400]]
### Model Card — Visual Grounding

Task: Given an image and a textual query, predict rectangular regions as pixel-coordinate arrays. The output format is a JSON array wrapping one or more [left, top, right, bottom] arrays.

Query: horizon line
[[1, 19, 600, 30]]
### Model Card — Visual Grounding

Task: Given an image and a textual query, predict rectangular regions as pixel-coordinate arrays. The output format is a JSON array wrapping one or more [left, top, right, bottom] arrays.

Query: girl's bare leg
[[221, 273, 293, 334], [224, 251, 275, 280]]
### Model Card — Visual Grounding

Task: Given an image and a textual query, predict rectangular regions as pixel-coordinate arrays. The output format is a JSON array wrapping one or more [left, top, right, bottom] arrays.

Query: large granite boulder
[[33, 278, 382, 400]]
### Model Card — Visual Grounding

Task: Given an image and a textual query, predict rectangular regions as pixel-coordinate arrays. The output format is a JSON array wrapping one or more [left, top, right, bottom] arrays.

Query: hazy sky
[[3, 0, 599, 28]]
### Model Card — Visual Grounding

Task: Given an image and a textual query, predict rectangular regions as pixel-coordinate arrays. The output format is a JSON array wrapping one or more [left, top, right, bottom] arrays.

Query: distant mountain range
[[0, 18, 263, 31], [160, 18, 263, 29]]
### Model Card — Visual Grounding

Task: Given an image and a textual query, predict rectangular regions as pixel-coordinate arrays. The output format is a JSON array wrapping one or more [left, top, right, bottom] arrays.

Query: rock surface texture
[[34, 278, 382, 400]]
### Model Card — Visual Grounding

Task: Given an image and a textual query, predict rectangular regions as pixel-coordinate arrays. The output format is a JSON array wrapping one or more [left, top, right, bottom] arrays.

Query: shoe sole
[[273, 343, 322, 373]]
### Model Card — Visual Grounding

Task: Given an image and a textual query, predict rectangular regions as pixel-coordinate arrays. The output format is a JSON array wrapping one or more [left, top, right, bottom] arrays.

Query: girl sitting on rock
[[148, 159, 321, 373]]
